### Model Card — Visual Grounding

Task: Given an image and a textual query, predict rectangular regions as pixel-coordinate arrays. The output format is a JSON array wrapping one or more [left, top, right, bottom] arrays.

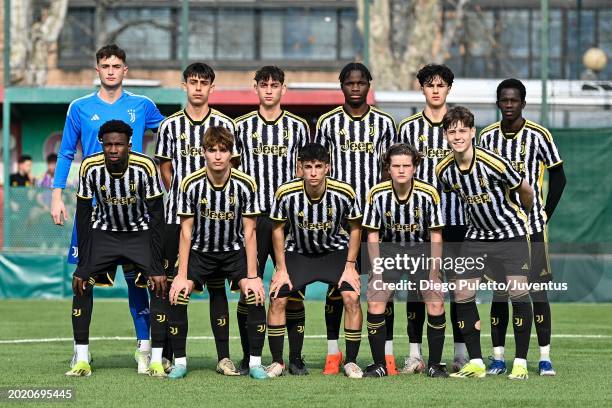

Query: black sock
[[490, 292, 509, 348], [168, 294, 189, 359], [72, 285, 93, 345], [406, 300, 425, 343], [325, 285, 344, 342], [511, 294, 533, 359], [237, 301, 249, 359], [286, 302, 305, 362], [246, 301, 266, 358], [268, 324, 286, 364], [148, 289, 169, 349], [207, 283, 229, 361], [449, 293, 464, 343], [367, 312, 386, 365], [344, 327, 362, 363], [384, 302, 394, 344], [427, 312, 446, 366], [455, 301, 481, 360], [531, 291, 551, 347]]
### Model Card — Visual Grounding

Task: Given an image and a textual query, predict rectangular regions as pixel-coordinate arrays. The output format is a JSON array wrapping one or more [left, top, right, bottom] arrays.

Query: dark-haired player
[[66, 120, 165, 377], [234, 66, 310, 375], [397, 64, 467, 373], [52, 44, 165, 373], [267, 143, 364, 379], [315, 63, 397, 375], [168, 126, 268, 380], [478, 78, 565, 376], [436, 106, 534, 380], [155, 62, 239, 376]]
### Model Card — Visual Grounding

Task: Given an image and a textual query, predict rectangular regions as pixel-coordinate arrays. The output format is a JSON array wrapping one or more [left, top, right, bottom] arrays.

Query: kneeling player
[[363, 143, 447, 378], [168, 126, 268, 379], [267, 143, 364, 379], [66, 120, 165, 377], [436, 107, 534, 380]]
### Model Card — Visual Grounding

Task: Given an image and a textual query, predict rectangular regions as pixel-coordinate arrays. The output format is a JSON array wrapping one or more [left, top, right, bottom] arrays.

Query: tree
[[357, 0, 469, 91]]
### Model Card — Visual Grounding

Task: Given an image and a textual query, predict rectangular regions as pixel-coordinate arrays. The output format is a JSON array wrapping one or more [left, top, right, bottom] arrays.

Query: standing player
[[51, 44, 165, 373], [397, 64, 467, 373], [363, 143, 447, 378], [66, 120, 165, 377], [267, 143, 364, 379], [168, 126, 268, 380], [234, 66, 310, 375], [478, 79, 565, 376], [155, 63, 238, 376], [436, 106, 534, 380], [315, 63, 397, 375]]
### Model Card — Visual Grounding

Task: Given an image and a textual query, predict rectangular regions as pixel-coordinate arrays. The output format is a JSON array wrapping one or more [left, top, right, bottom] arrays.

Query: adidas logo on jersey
[[91, 114, 100, 121]]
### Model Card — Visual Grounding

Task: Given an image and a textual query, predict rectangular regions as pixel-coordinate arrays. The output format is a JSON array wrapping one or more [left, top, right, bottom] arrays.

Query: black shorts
[[163, 223, 180, 277], [275, 248, 357, 299], [442, 225, 467, 281], [77, 229, 152, 287], [187, 248, 247, 291], [530, 229, 551, 283], [461, 235, 530, 281]]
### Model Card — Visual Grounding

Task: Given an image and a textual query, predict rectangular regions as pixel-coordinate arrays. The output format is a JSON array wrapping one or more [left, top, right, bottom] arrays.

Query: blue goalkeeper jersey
[[54, 89, 165, 189]]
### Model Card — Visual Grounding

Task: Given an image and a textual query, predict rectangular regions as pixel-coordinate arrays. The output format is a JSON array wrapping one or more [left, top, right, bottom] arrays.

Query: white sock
[[409, 343, 421, 358], [513, 358, 527, 368], [138, 340, 151, 352], [470, 358, 485, 368], [539, 345, 551, 362], [76, 344, 89, 363], [249, 356, 262, 368], [454, 342, 467, 358], [327, 340, 340, 355], [384, 340, 393, 355], [175, 357, 187, 367], [151, 348, 163, 364], [493, 346, 505, 361]]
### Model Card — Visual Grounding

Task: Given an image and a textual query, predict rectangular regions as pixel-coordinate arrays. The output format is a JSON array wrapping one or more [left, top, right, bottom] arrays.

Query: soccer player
[[478, 78, 565, 376], [267, 143, 364, 378], [155, 62, 238, 376], [167, 126, 267, 380], [234, 66, 310, 375], [363, 143, 447, 378], [436, 106, 534, 380], [397, 64, 467, 373], [66, 120, 165, 377], [51, 44, 165, 373], [315, 63, 397, 375]]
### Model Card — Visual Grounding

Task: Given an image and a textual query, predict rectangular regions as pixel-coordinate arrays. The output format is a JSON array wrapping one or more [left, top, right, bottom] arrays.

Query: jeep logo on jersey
[[128, 109, 136, 123]]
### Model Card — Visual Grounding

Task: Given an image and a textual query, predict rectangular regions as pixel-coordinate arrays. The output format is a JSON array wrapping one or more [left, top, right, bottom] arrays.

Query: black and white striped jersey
[[270, 177, 362, 254], [155, 109, 236, 225], [398, 111, 465, 226], [363, 179, 444, 243], [179, 168, 260, 253], [77, 152, 163, 232], [314, 105, 396, 208], [435, 147, 527, 240], [478, 119, 563, 234], [234, 110, 309, 213]]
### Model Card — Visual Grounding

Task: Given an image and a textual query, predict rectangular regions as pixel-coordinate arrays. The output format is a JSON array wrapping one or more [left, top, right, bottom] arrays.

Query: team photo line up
[[50, 44, 566, 380]]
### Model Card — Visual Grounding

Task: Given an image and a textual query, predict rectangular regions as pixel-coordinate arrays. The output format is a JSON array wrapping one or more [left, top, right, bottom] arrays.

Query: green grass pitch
[[1, 300, 611, 407]]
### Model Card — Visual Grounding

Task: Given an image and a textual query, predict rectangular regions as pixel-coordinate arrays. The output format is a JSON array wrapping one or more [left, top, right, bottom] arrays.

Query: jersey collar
[[257, 109, 285, 126], [392, 180, 413, 205], [207, 168, 231, 191], [95, 89, 127, 106], [500, 118, 526, 139], [303, 178, 327, 205], [183, 108, 212, 126], [455, 146, 477, 175], [342, 105, 371, 121], [422, 111, 443, 127]]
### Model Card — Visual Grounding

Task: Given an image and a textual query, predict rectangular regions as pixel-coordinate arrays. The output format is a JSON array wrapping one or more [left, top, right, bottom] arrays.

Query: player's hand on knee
[[169, 276, 192, 305], [72, 276, 87, 296], [339, 266, 360, 293], [243, 277, 266, 306], [149, 275, 167, 299], [270, 269, 292, 299]]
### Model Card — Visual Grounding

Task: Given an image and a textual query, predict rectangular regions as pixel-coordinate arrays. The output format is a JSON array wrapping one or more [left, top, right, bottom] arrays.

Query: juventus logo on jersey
[[283, 128, 290, 140], [520, 142, 526, 156], [368, 127, 377, 137], [127, 109, 136, 123], [414, 208, 421, 219], [229, 195, 236, 206], [130, 182, 136, 192], [327, 207, 333, 216], [478, 177, 488, 188]]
